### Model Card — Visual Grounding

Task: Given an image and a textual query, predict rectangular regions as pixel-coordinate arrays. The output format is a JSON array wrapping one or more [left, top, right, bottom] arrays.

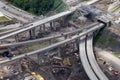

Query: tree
[[7, 0, 54, 15]]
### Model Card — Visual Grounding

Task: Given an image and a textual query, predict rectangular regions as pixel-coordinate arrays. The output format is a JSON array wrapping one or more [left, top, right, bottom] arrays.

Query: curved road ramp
[[79, 32, 109, 79]]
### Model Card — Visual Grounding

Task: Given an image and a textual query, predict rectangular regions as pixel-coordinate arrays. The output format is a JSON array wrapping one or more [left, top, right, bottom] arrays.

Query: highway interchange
[[0, 0, 120, 80]]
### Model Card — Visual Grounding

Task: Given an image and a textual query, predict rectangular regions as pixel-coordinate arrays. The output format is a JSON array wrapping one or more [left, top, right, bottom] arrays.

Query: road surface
[[96, 48, 120, 71], [79, 36, 98, 80], [86, 34, 109, 80], [0, 10, 73, 40], [0, 22, 99, 47], [0, 22, 104, 64]]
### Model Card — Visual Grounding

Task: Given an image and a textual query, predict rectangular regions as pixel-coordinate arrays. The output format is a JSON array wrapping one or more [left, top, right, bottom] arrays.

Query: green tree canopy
[[7, 0, 54, 15]]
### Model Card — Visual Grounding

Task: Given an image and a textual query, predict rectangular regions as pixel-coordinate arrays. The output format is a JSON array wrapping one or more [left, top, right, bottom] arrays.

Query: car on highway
[[114, 70, 119, 76]]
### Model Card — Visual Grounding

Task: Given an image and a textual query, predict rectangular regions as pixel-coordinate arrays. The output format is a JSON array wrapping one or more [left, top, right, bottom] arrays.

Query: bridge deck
[[0, 11, 72, 40], [79, 36, 98, 80], [86, 34, 109, 80]]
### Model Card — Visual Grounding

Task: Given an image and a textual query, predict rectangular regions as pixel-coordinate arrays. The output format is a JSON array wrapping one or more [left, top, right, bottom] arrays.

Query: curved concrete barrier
[[79, 36, 98, 80], [86, 34, 109, 80]]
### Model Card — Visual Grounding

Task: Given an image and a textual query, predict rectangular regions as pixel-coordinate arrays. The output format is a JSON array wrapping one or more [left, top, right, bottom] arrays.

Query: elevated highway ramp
[[86, 34, 109, 80], [0, 22, 104, 65], [79, 36, 98, 80], [0, 22, 109, 80], [0, 10, 73, 40], [0, 22, 99, 47]]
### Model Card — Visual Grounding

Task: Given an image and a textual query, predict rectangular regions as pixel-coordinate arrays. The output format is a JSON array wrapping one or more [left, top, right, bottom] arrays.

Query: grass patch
[[112, 52, 120, 55], [27, 42, 49, 52], [95, 32, 107, 46], [23, 41, 50, 53], [94, 30, 108, 46], [111, 4, 120, 13], [99, 40, 107, 45], [94, 32, 103, 42], [0, 16, 9, 22], [118, 56, 120, 59], [112, 52, 120, 59], [108, 37, 115, 42], [108, 37, 116, 46], [94, 27, 117, 46], [97, 37, 116, 46]]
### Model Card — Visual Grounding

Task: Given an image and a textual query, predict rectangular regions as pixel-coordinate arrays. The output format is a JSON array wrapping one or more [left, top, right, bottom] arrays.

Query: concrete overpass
[[79, 36, 98, 80], [0, 10, 73, 40], [0, 0, 102, 41], [0, 1, 115, 79], [0, 22, 98, 47], [0, 22, 103, 64], [0, 21, 110, 80], [79, 24, 109, 80], [86, 34, 109, 80]]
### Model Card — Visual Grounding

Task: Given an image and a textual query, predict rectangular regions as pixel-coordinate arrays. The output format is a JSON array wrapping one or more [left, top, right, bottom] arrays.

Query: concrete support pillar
[[17, 59, 22, 72], [50, 21, 56, 31], [43, 24, 46, 32], [50, 22, 53, 31], [61, 17, 67, 27], [71, 42, 74, 52], [76, 38, 80, 52], [29, 30, 32, 38], [62, 16, 69, 27], [64, 34, 68, 39], [66, 34, 71, 39], [39, 26, 42, 33], [49, 38, 56, 45], [53, 22, 56, 30], [0, 41, 2, 44], [60, 17, 64, 27], [32, 28, 36, 38], [37, 53, 40, 65], [15, 34, 19, 42], [49, 39, 53, 45], [37, 53, 44, 65], [8, 47, 12, 56], [73, 42, 77, 51], [58, 19, 62, 27], [29, 28, 36, 39], [57, 47, 61, 57]]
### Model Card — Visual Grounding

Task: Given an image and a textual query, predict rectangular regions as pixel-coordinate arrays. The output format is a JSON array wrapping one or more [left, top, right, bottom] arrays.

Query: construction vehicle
[[31, 72, 44, 80], [63, 57, 72, 66]]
